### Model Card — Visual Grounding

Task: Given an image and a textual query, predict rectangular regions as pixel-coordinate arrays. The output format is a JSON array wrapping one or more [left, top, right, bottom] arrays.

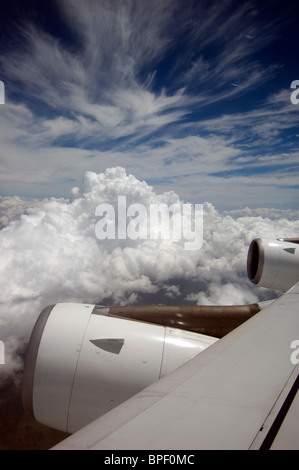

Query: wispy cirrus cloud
[[1, 0, 279, 130], [0, 0, 298, 208]]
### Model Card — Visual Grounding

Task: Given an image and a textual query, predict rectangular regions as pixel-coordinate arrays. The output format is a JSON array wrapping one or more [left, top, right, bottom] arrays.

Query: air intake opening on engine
[[247, 239, 263, 285]]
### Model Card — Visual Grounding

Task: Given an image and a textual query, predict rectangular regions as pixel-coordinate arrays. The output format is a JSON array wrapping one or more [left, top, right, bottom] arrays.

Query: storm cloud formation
[[1, 167, 299, 384]]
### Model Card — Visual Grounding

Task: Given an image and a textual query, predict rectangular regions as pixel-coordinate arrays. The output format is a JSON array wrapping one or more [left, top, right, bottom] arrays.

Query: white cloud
[[1, 168, 299, 384], [0, 98, 298, 208], [0, 0, 297, 209]]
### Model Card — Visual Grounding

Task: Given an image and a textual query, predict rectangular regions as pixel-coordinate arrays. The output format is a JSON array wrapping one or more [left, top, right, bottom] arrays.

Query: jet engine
[[22, 303, 218, 433], [247, 238, 299, 292], [24, 235, 286, 435]]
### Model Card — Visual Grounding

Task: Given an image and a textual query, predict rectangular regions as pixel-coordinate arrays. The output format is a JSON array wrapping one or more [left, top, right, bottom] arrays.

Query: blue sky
[[0, 0, 298, 209]]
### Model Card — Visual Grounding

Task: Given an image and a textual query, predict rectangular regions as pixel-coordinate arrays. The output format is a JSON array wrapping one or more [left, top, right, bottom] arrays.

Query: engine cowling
[[23, 303, 217, 433], [247, 238, 299, 292]]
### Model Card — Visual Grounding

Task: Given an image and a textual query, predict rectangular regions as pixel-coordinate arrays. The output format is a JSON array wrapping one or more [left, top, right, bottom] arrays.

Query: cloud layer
[[1, 167, 299, 384], [0, 1, 298, 386], [0, 0, 298, 208]]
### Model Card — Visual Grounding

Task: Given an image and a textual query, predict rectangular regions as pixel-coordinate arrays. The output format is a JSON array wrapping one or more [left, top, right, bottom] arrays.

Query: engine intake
[[247, 238, 299, 292]]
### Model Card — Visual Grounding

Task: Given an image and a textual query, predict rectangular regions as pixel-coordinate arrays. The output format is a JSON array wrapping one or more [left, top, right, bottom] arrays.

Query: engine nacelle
[[247, 238, 299, 292], [23, 303, 217, 433]]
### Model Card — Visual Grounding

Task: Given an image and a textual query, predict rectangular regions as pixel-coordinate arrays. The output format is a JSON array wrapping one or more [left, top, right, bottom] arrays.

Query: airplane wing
[[52, 281, 299, 450], [23, 237, 299, 450]]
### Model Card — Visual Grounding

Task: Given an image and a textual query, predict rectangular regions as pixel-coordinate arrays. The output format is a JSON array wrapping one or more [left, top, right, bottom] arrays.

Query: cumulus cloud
[[1, 167, 299, 384], [0, 196, 68, 229]]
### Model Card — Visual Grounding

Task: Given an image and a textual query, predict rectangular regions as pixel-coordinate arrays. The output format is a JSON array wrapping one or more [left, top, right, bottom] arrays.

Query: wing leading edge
[[52, 283, 299, 450]]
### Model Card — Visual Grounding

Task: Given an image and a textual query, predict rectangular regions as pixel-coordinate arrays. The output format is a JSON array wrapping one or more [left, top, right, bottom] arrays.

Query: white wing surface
[[52, 283, 299, 450]]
